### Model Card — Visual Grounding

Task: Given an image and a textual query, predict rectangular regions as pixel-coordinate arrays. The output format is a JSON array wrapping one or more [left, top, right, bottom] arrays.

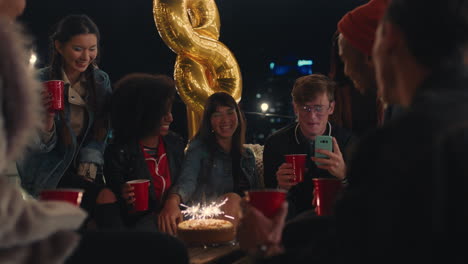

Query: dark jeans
[[66, 230, 189, 264]]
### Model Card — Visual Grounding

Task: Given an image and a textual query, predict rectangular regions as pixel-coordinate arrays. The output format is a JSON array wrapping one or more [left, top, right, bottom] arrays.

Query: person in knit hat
[[337, 0, 389, 94], [336, 0, 403, 127], [328, 31, 380, 137]]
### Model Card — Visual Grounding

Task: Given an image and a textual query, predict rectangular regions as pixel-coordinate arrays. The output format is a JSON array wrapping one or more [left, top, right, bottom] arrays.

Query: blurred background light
[[260, 102, 269, 112]]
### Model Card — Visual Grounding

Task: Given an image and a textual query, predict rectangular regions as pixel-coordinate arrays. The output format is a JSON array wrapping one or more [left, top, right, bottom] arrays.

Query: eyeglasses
[[299, 104, 331, 115]]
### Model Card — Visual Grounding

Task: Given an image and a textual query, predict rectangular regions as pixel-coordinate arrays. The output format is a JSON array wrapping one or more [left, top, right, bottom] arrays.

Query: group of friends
[[239, 0, 468, 263], [1, 0, 468, 263]]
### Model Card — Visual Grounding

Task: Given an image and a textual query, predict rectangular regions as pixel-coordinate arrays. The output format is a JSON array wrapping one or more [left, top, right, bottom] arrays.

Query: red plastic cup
[[312, 178, 343, 216], [285, 154, 307, 183], [39, 188, 84, 206], [43, 80, 64, 112], [245, 189, 287, 218], [127, 179, 150, 212]]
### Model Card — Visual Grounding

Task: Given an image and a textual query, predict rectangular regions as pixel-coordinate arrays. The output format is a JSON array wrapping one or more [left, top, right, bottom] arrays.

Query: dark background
[[19, 0, 365, 143]]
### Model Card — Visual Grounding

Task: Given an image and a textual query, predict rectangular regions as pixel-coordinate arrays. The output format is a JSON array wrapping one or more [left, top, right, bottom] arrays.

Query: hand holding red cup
[[284, 154, 307, 183], [127, 179, 150, 212], [43, 80, 64, 112], [245, 189, 287, 218]]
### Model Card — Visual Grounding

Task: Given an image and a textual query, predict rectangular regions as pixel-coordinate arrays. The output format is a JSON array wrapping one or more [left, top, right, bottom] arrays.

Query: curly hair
[[111, 73, 175, 144]]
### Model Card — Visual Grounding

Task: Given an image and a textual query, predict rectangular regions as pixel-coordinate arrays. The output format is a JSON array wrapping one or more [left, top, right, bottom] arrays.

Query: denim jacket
[[171, 137, 260, 204], [16, 67, 112, 197]]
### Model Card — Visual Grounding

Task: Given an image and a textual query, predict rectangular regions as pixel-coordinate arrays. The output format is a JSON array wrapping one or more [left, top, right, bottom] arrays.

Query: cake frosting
[[177, 219, 235, 245]]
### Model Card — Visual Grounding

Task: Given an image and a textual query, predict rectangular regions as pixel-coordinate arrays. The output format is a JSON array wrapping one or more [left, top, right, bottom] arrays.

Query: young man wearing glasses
[[263, 73, 354, 219]]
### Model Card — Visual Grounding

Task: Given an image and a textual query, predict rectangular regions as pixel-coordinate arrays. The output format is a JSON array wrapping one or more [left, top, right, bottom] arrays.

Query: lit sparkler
[[180, 197, 233, 220]]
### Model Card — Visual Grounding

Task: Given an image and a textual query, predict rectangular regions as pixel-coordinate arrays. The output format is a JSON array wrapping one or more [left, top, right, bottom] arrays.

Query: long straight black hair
[[195, 92, 246, 157], [194, 92, 247, 190], [47, 14, 107, 143], [48, 14, 101, 112]]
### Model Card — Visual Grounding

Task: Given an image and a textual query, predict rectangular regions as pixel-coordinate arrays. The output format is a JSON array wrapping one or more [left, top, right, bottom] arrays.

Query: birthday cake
[[177, 219, 235, 245]]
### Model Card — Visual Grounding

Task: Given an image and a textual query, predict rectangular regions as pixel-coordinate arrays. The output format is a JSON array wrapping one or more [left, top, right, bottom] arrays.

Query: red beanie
[[338, 0, 390, 56]]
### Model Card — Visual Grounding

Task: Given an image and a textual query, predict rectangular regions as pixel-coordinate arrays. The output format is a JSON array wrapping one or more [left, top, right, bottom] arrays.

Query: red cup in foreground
[[43, 80, 64, 112], [285, 154, 307, 183], [245, 189, 287, 218], [312, 178, 343, 216], [39, 188, 84, 206], [127, 179, 150, 212]]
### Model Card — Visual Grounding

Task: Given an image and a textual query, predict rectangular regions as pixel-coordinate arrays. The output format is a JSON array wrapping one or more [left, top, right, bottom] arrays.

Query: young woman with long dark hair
[[158, 92, 261, 235]]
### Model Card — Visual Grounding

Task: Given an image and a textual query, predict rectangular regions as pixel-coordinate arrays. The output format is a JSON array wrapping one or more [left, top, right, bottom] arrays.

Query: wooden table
[[188, 242, 250, 264]]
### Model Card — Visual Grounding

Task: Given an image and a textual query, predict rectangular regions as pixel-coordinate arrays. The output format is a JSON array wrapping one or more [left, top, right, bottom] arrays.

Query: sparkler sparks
[[181, 197, 233, 220]]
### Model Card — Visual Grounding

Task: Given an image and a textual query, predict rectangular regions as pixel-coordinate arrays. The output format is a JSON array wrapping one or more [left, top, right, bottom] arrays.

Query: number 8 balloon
[[153, 0, 242, 139]]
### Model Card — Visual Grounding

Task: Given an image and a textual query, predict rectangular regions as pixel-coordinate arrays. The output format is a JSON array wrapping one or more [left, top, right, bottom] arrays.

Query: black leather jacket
[[103, 131, 185, 225]]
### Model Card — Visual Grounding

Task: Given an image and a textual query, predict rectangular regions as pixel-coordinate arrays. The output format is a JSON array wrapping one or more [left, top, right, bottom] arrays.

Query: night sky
[[19, 0, 365, 141]]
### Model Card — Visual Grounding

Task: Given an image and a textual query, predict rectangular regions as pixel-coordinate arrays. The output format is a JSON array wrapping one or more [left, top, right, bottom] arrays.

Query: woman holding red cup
[[16, 14, 118, 229], [103, 73, 186, 230]]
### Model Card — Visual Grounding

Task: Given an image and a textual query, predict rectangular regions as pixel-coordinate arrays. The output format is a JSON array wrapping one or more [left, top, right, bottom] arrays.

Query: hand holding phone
[[314, 135, 333, 166]]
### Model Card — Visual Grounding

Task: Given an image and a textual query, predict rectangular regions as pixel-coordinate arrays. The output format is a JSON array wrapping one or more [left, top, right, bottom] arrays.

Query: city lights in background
[[269, 62, 275, 70], [269, 58, 313, 76], [270, 62, 292, 76], [297, 59, 313, 67], [297, 59, 313, 75], [246, 56, 314, 144], [260, 102, 269, 112], [29, 52, 37, 67]]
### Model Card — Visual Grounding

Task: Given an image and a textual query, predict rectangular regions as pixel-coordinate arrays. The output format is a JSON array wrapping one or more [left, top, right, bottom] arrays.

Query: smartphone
[[314, 135, 333, 166]]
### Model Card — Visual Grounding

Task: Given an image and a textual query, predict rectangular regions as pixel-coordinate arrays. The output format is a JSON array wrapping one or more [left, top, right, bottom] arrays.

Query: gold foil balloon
[[153, 0, 242, 138]]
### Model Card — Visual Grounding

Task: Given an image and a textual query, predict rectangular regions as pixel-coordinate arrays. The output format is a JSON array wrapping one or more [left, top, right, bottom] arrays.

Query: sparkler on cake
[[180, 198, 234, 220], [177, 198, 236, 245]]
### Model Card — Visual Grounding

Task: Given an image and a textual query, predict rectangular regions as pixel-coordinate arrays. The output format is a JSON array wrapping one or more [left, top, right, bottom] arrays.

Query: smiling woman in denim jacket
[[158, 92, 260, 235], [16, 14, 117, 228]]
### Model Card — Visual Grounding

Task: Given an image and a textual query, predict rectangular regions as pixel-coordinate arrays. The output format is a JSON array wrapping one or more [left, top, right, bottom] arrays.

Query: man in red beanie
[[336, 0, 401, 127], [337, 0, 388, 94]]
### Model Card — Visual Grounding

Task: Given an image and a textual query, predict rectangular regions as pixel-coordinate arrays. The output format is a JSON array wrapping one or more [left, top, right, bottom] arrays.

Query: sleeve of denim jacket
[[30, 67, 58, 153], [78, 70, 112, 166], [79, 141, 104, 166], [94, 69, 112, 114], [26, 123, 57, 153], [246, 148, 261, 189], [169, 140, 205, 203]]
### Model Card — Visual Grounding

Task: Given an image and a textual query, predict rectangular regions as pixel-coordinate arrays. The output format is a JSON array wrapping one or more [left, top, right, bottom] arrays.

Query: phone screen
[[315, 135, 333, 165]]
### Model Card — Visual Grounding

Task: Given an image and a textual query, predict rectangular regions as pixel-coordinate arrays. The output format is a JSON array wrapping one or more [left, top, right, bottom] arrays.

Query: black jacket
[[337, 68, 468, 261], [103, 131, 185, 226], [263, 122, 354, 218]]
